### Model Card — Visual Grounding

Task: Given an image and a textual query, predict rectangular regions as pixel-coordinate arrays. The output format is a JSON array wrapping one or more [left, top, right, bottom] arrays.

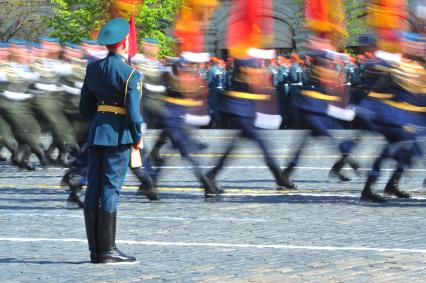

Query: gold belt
[[368, 92, 394, 99], [162, 96, 203, 107], [382, 100, 426, 112], [302, 90, 341, 101], [97, 105, 127, 115], [226, 91, 270, 100]]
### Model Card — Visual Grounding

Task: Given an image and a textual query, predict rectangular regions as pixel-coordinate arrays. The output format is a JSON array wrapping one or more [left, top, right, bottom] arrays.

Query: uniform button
[[114, 112, 117, 114]]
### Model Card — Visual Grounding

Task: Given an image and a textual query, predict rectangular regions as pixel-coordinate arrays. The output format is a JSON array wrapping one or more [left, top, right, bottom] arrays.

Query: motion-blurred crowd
[[0, 0, 425, 205]]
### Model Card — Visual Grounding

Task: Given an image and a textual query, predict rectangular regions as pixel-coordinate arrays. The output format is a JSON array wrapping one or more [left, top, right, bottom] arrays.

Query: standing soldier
[[287, 54, 304, 129], [81, 18, 143, 264], [206, 58, 225, 128]]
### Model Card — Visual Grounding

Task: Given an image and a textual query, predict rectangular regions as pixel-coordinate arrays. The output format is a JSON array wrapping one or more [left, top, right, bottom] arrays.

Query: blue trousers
[[85, 145, 130, 212]]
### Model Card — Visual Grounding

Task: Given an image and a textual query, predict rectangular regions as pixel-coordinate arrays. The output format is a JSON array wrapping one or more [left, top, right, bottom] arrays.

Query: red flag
[[128, 14, 138, 62]]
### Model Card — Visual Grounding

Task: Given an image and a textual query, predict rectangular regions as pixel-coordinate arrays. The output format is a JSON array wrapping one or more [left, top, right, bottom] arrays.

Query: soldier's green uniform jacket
[[79, 52, 143, 146]]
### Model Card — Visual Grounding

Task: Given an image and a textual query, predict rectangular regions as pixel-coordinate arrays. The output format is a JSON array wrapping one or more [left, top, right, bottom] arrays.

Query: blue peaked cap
[[97, 18, 130, 45], [40, 37, 60, 43], [8, 39, 27, 46]]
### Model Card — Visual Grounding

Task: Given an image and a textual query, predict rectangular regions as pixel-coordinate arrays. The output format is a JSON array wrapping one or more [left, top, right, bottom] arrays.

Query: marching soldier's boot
[[133, 167, 160, 201], [45, 143, 57, 164], [84, 210, 98, 263], [270, 163, 295, 189], [97, 211, 136, 264], [280, 165, 297, 189], [329, 157, 351, 182], [423, 177, 426, 187], [384, 170, 411, 199], [67, 185, 84, 208], [12, 145, 26, 167], [32, 144, 49, 167], [195, 168, 221, 196], [360, 175, 386, 203], [346, 156, 360, 172], [19, 145, 37, 171]]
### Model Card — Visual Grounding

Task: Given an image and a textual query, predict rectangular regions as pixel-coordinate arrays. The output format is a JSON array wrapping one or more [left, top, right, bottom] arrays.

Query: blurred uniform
[[59, 43, 90, 145], [282, 48, 360, 188], [0, 42, 18, 160], [0, 40, 47, 170], [152, 57, 218, 196], [355, 48, 426, 202], [30, 38, 77, 166], [208, 54, 289, 190]]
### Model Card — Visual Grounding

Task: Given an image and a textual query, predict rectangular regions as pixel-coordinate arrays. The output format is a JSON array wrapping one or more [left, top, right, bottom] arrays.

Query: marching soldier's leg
[[97, 145, 136, 264], [384, 168, 411, 198], [207, 137, 238, 185], [360, 145, 388, 203], [133, 148, 160, 201], [149, 129, 168, 167], [0, 116, 18, 161], [167, 126, 218, 196], [236, 116, 289, 188], [281, 133, 311, 190]]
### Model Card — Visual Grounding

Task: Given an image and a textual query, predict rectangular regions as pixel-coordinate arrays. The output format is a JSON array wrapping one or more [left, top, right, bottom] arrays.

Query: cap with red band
[[97, 18, 130, 46]]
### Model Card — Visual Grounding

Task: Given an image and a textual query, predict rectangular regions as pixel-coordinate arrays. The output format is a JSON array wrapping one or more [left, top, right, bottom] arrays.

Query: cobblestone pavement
[[0, 130, 425, 282]]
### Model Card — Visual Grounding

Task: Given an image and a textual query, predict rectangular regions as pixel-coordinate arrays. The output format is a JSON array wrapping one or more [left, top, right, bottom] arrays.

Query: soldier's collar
[[108, 52, 127, 62]]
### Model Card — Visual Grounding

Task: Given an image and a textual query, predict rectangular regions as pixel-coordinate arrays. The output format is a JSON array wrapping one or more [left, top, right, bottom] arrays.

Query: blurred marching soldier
[[353, 0, 426, 202], [30, 37, 78, 166], [58, 43, 90, 207], [131, 37, 165, 201], [133, 38, 167, 129], [0, 42, 18, 162], [207, 0, 289, 190], [146, 0, 220, 197], [153, 53, 219, 196], [81, 18, 143, 264], [281, 0, 361, 189], [0, 39, 48, 170]]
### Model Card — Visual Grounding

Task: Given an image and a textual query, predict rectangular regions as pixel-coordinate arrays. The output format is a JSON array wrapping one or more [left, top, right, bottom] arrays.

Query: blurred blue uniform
[[209, 58, 287, 188], [282, 50, 359, 187], [80, 52, 143, 212]]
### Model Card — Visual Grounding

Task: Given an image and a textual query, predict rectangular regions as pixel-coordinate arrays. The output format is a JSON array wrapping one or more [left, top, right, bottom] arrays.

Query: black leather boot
[[12, 145, 26, 167], [196, 169, 221, 196], [84, 210, 98, 263], [423, 177, 426, 187], [97, 211, 136, 264], [360, 175, 386, 203], [67, 185, 84, 208], [279, 165, 297, 189], [384, 170, 411, 199], [19, 145, 37, 171], [329, 157, 351, 182], [134, 167, 160, 201]]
